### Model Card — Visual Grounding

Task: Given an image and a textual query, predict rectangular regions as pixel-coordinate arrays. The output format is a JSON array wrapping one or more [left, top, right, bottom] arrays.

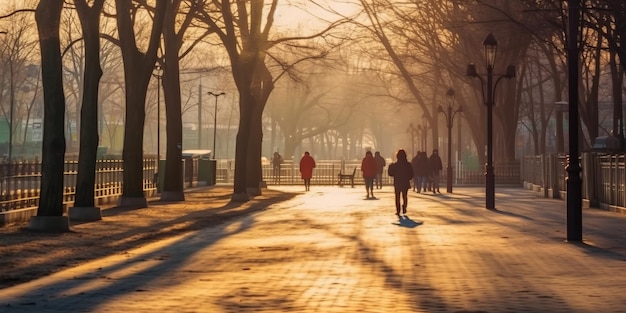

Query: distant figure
[[299, 151, 316, 191], [388, 149, 414, 216], [410, 152, 420, 192], [361, 151, 377, 199], [416, 152, 430, 193], [429, 149, 443, 194], [272, 152, 283, 184], [374, 151, 386, 189]]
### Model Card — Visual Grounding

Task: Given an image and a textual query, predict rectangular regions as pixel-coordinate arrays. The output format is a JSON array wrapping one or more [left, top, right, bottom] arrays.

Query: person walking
[[374, 151, 386, 189], [271, 152, 283, 184], [361, 151, 377, 199], [416, 151, 430, 193], [388, 149, 414, 216], [429, 149, 443, 194], [410, 152, 420, 192], [299, 151, 316, 191]]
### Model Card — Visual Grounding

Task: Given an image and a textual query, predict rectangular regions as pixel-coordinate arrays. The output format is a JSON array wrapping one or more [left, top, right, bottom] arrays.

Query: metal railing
[[0, 157, 522, 215], [216, 159, 522, 187], [521, 153, 626, 211], [0, 159, 157, 213]]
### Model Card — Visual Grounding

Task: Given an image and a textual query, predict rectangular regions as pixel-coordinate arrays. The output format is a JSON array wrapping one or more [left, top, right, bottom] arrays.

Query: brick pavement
[[1, 186, 626, 312]]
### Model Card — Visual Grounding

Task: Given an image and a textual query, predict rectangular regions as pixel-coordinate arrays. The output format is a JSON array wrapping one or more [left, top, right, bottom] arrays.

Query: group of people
[[279, 147, 443, 217], [360, 151, 387, 199], [410, 150, 443, 194], [273, 151, 317, 191], [361, 149, 442, 216]]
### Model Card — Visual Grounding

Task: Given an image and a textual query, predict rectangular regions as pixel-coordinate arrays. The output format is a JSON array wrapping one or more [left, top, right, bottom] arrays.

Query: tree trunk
[[232, 91, 253, 202], [160, 2, 185, 201], [115, 0, 166, 207], [73, 0, 104, 216], [31, 0, 68, 232]]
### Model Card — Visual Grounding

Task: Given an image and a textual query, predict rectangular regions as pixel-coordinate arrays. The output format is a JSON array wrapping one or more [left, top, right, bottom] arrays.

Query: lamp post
[[208, 91, 225, 159], [407, 123, 417, 157], [565, 0, 582, 241], [418, 115, 429, 152], [152, 65, 162, 169], [438, 88, 462, 193], [467, 33, 516, 210]]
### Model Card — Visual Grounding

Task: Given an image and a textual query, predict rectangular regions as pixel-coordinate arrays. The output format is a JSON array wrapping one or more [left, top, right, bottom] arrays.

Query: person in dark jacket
[[388, 149, 414, 215], [410, 152, 420, 192], [361, 151, 377, 199], [374, 151, 386, 189], [429, 149, 443, 194], [271, 152, 283, 184], [416, 151, 430, 193]]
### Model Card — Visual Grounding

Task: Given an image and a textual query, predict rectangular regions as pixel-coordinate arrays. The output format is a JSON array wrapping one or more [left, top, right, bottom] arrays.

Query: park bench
[[337, 167, 356, 188]]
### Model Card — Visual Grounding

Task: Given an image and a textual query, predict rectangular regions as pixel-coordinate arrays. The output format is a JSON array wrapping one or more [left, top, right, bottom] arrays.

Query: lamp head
[[446, 88, 455, 106], [505, 65, 516, 78], [466, 63, 478, 77], [483, 33, 497, 68], [446, 88, 455, 98]]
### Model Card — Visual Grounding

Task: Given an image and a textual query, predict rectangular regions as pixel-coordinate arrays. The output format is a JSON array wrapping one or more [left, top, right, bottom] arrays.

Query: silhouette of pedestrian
[[429, 149, 443, 194], [271, 152, 283, 184], [410, 152, 420, 192], [416, 151, 430, 193], [299, 151, 316, 191], [388, 149, 414, 215], [361, 151, 377, 199], [374, 151, 386, 189]]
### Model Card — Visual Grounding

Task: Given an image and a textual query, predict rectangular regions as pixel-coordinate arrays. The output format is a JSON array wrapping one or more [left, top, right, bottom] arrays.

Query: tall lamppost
[[565, 0, 582, 241], [417, 114, 429, 152], [407, 123, 417, 157], [438, 88, 462, 193], [207, 91, 225, 159], [466, 33, 516, 210], [152, 65, 162, 168]]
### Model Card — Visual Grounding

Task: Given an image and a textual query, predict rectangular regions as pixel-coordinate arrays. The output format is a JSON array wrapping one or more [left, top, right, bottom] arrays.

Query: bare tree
[[30, 0, 68, 231], [160, 0, 213, 201], [68, 0, 106, 220], [197, 1, 346, 200], [0, 10, 39, 160], [115, 0, 166, 207]]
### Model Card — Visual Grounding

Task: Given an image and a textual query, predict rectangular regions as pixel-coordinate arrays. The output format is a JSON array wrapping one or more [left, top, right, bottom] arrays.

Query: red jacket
[[299, 154, 316, 179], [361, 154, 377, 178]]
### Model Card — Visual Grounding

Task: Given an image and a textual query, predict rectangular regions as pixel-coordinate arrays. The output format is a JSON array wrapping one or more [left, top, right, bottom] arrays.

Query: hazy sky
[[273, 0, 359, 32]]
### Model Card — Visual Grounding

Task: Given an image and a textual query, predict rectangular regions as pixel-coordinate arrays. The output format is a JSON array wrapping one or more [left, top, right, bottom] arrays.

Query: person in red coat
[[361, 151, 377, 199], [299, 151, 316, 191]]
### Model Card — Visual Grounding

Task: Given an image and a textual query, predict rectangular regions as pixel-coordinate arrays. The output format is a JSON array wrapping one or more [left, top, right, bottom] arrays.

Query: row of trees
[[1, 0, 353, 231], [0, 1, 624, 231]]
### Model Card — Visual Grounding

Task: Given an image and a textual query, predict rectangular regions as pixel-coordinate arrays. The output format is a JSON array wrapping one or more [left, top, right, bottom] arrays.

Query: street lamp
[[438, 88, 462, 193], [407, 123, 417, 157], [152, 65, 162, 167], [207, 91, 225, 159], [467, 33, 516, 210], [565, 0, 582, 241], [417, 114, 429, 152]]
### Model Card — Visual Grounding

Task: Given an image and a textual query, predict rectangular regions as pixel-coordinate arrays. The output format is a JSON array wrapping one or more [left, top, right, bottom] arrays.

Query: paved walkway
[[1, 186, 626, 312]]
